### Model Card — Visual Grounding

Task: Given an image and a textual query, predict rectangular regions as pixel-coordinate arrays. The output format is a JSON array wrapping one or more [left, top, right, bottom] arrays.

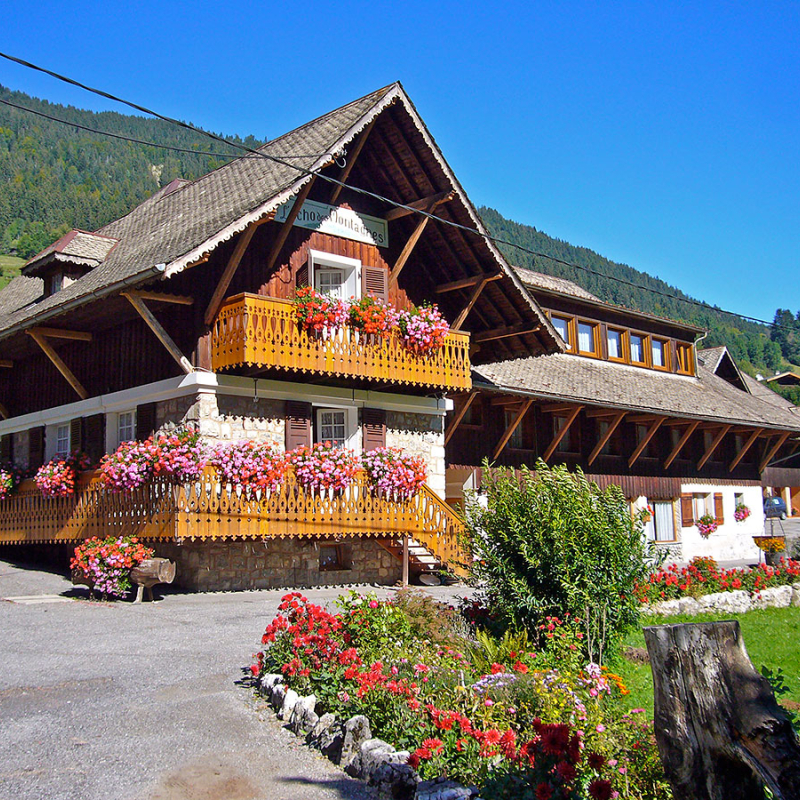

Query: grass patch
[[613, 606, 800, 716], [0, 255, 24, 289]]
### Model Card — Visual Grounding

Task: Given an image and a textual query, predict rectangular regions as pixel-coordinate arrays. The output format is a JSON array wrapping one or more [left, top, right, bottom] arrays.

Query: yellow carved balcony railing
[[0, 469, 466, 573], [211, 293, 472, 391]]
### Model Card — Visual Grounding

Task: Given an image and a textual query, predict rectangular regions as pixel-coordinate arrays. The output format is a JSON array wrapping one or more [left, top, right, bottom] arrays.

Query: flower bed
[[635, 556, 800, 604], [251, 591, 671, 799]]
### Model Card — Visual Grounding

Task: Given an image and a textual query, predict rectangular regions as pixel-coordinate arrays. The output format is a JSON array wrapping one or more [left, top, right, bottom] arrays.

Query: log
[[130, 558, 176, 603], [644, 621, 800, 800]]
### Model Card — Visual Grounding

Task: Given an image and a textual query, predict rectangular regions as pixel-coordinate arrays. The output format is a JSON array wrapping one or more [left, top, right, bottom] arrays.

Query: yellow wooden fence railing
[[0, 469, 466, 572], [211, 293, 472, 391]]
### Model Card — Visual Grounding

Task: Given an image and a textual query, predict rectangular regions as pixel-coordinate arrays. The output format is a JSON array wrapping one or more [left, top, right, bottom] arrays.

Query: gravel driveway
[[0, 555, 469, 800]]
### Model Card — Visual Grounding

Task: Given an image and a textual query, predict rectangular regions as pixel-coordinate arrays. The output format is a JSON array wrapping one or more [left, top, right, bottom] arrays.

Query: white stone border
[[643, 583, 800, 617]]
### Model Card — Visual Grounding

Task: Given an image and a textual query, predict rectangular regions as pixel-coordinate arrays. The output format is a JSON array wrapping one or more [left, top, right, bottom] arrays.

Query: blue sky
[[1, 0, 798, 324]]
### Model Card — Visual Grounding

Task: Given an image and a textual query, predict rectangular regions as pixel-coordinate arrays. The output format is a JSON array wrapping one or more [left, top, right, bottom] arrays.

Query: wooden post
[[402, 535, 409, 586], [644, 621, 800, 800]]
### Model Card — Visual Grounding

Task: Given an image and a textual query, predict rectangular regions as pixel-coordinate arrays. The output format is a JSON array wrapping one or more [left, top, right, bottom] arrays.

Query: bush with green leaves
[[465, 460, 651, 659]]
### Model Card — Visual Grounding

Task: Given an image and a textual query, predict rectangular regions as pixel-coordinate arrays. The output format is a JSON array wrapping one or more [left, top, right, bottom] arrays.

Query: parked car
[[764, 496, 788, 520]]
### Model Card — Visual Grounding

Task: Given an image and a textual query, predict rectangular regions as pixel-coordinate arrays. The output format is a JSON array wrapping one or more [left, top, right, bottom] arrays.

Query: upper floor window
[[652, 338, 669, 370], [118, 411, 135, 444], [577, 321, 598, 355], [607, 328, 625, 362], [676, 343, 693, 375], [630, 334, 647, 365], [317, 408, 348, 447], [309, 250, 360, 300], [551, 315, 571, 347], [55, 423, 70, 459]]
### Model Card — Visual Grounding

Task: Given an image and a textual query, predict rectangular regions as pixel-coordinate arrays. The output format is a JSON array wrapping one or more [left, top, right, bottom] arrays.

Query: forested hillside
[[0, 84, 263, 259], [0, 83, 796, 386], [479, 207, 795, 379]]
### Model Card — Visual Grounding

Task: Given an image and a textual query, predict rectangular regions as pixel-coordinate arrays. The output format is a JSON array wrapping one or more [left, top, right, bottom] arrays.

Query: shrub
[[464, 461, 650, 660]]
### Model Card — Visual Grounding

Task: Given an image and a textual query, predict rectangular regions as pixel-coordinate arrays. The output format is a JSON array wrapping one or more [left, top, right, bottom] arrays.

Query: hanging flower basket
[[734, 504, 752, 522], [696, 514, 719, 537], [35, 452, 92, 498]]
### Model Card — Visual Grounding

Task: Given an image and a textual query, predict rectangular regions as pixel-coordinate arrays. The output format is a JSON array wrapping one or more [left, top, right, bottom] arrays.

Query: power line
[[0, 49, 787, 332]]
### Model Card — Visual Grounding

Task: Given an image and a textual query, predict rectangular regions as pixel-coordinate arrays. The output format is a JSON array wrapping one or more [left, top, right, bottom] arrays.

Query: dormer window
[[630, 334, 646, 366], [44, 273, 63, 297], [551, 316, 571, 347]]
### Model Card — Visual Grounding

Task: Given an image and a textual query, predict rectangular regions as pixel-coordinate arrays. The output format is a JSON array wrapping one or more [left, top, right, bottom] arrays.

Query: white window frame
[[313, 405, 359, 451], [693, 492, 713, 519], [55, 423, 70, 459], [309, 250, 361, 302], [117, 411, 136, 445]]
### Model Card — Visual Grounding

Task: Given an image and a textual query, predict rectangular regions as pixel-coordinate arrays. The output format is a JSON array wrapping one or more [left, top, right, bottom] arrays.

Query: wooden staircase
[[377, 536, 446, 580]]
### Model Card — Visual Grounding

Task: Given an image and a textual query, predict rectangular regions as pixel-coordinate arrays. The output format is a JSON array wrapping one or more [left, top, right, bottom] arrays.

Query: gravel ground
[[0, 556, 471, 800]]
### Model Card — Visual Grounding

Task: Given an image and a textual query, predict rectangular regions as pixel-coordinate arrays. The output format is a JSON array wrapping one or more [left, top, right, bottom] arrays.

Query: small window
[[551, 316, 571, 347], [652, 500, 677, 542], [676, 343, 694, 375], [607, 328, 625, 361], [597, 418, 621, 456], [635, 423, 655, 458], [316, 408, 348, 448], [504, 409, 525, 449], [734, 491, 745, 508], [55, 423, 70, 459], [319, 543, 351, 571], [652, 338, 668, 370], [577, 321, 598, 355], [118, 411, 135, 444], [693, 492, 712, 519], [315, 268, 346, 299], [630, 334, 647, 365], [554, 414, 579, 454]]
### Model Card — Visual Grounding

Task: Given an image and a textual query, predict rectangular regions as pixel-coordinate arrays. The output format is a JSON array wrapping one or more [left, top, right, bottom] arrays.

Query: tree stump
[[644, 621, 800, 800], [130, 558, 176, 602]]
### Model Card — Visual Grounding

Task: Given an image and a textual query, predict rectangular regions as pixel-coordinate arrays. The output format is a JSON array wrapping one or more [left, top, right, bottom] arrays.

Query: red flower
[[535, 783, 553, 800], [588, 779, 613, 800], [587, 752, 606, 771], [556, 760, 577, 782]]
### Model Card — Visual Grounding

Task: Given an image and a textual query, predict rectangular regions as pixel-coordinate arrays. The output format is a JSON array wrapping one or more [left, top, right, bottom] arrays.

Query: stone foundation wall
[[155, 536, 401, 592], [386, 411, 446, 499]]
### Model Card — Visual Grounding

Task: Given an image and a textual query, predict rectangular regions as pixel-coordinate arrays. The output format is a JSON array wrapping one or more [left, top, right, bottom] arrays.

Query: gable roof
[[473, 352, 800, 432], [697, 346, 749, 393], [0, 84, 562, 356], [22, 230, 119, 276]]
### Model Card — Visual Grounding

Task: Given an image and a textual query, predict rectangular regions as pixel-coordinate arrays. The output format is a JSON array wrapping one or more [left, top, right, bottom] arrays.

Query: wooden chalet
[[445, 270, 800, 562], [0, 83, 562, 589]]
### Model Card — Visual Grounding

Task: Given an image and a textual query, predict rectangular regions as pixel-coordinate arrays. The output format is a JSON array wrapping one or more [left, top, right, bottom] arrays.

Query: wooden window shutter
[[285, 401, 312, 451], [680, 494, 694, 527], [362, 408, 386, 452], [136, 402, 157, 440], [361, 266, 388, 303], [70, 417, 83, 454], [0, 434, 12, 464], [714, 492, 724, 524], [29, 426, 45, 470], [296, 262, 309, 289], [84, 414, 106, 463]]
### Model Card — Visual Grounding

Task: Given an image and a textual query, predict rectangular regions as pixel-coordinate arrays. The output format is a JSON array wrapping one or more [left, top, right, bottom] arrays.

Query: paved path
[[0, 556, 469, 800]]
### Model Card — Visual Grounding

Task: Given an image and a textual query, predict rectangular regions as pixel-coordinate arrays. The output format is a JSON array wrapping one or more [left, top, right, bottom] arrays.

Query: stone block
[[340, 715, 373, 773], [354, 739, 406, 781], [259, 673, 283, 692], [791, 583, 800, 607], [307, 712, 336, 747], [289, 694, 317, 734], [318, 720, 345, 763], [278, 688, 299, 720], [697, 590, 751, 614], [370, 761, 420, 800], [752, 585, 793, 609], [270, 683, 286, 712], [415, 778, 480, 799]]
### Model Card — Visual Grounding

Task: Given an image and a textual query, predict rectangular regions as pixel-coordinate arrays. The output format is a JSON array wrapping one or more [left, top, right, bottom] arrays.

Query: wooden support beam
[[588, 411, 626, 466], [698, 424, 732, 470], [628, 414, 662, 423], [435, 273, 502, 294], [493, 398, 533, 460], [541, 403, 579, 414], [27, 329, 88, 400], [729, 427, 763, 472], [664, 420, 699, 469], [628, 417, 665, 468], [452, 276, 491, 330], [389, 213, 430, 287], [0, 401, 8, 420], [474, 323, 540, 343], [27, 326, 92, 342], [542, 405, 583, 463], [329, 118, 376, 206], [123, 292, 193, 374], [0, 360, 12, 368], [383, 190, 455, 222], [759, 431, 791, 474], [585, 408, 626, 418], [203, 220, 262, 326], [490, 396, 529, 407], [125, 290, 194, 306], [444, 391, 478, 446]]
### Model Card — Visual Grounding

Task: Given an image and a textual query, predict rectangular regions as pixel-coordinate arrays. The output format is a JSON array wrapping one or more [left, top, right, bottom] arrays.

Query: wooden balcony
[[0, 469, 466, 573], [211, 294, 472, 391]]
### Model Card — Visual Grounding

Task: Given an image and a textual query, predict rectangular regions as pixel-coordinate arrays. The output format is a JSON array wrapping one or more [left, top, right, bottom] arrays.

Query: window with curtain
[[630, 334, 645, 364], [652, 338, 667, 368], [577, 322, 596, 354], [653, 501, 676, 541], [551, 316, 570, 346], [607, 329, 623, 360]]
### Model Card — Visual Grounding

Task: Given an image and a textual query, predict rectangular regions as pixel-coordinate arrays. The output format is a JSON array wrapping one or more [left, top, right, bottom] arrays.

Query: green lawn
[[613, 606, 800, 715], [0, 255, 24, 289]]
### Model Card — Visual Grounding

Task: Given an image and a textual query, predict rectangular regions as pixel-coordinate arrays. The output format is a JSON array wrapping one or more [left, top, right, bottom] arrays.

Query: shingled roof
[[473, 352, 800, 432], [0, 84, 561, 354], [514, 267, 600, 301]]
